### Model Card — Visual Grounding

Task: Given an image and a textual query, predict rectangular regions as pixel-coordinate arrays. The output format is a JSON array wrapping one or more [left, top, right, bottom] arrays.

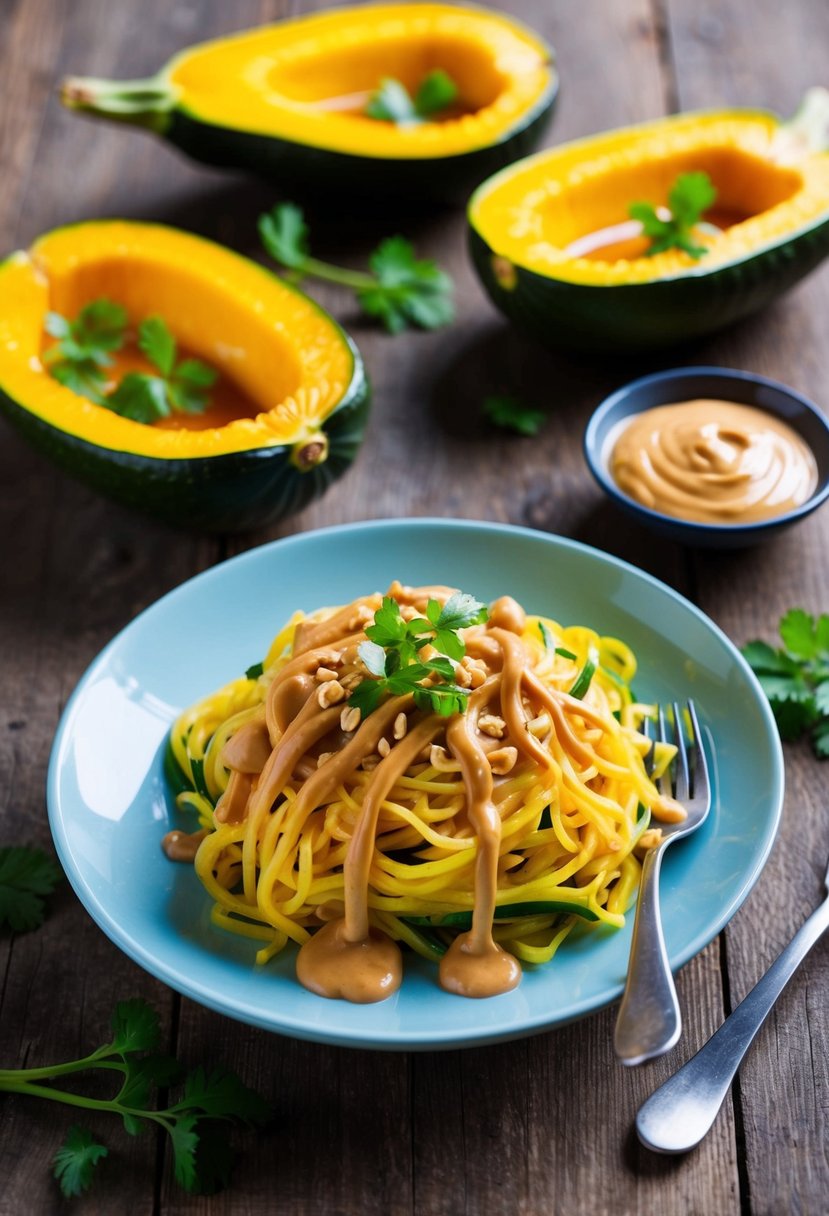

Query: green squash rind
[[0, 332, 370, 534], [468, 200, 829, 352], [166, 87, 557, 205]]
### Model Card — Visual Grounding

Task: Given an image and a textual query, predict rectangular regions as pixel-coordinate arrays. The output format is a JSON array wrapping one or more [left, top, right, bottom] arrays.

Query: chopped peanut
[[340, 705, 361, 732], [317, 680, 346, 708], [478, 713, 507, 739], [488, 746, 518, 775]]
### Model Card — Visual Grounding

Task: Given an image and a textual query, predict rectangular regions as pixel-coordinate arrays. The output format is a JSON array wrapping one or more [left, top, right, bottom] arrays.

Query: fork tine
[[656, 704, 672, 799], [672, 701, 690, 802], [686, 699, 709, 804]]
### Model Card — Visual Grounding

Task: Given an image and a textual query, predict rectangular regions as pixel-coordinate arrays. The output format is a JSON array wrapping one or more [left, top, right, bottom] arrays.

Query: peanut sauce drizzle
[[180, 587, 656, 1002]]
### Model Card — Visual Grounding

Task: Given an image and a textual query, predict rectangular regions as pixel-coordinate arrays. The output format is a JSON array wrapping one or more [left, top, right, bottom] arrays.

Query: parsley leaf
[[106, 316, 217, 424], [0, 845, 62, 932], [483, 395, 547, 437], [0, 996, 271, 1200], [43, 299, 128, 404], [629, 171, 717, 259], [259, 205, 454, 335], [53, 1127, 108, 1198], [743, 609, 829, 756], [349, 592, 487, 717], [245, 661, 264, 681], [365, 69, 458, 125], [258, 202, 310, 270]]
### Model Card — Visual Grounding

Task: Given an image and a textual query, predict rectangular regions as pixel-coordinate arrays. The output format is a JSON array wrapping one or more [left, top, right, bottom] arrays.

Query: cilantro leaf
[[169, 359, 219, 415], [366, 70, 458, 125], [414, 69, 458, 118], [743, 610, 829, 756], [106, 373, 170, 423], [53, 1127, 108, 1198], [139, 315, 177, 378], [169, 1112, 200, 1191], [258, 203, 310, 271], [245, 661, 264, 681], [109, 998, 161, 1056], [174, 1066, 271, 1125], [259, 207, 454, 335], [483, 395, 547, 437], [359, 237, 454, 334], [116, 1053, 182, 1115], [431, 593, 489, 634], [629, 171, 717, 260], [0, 845, 62, 932], [43, 299, 128, 403], [348, 590, 487, 718]]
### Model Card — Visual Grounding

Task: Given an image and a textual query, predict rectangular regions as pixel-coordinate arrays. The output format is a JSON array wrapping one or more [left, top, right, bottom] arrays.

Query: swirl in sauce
[[610, 399, 817, 525]]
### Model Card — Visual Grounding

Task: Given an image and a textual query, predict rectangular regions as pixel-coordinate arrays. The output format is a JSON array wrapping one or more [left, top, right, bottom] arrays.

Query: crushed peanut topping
[[488, 746, 518, 775], [429, 744, 461, 772], [393, 712, 408, 740], [378, 737, 391, 758], [340, 705, 361, 733], [478, 713, 507, 739], [315, 666, 338, 683], [317, 680, 346, 708]]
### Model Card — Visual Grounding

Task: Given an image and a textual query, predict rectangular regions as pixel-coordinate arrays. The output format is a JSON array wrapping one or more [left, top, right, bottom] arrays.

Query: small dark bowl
[[583, 366, 829, 549]]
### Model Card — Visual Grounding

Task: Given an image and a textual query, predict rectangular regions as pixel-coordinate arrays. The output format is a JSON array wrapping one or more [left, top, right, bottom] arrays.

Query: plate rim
[[47, 516, 785, 1049]]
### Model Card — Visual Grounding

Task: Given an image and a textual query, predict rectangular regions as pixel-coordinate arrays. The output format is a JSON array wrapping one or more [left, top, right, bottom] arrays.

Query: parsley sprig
[[259, 203, 454, 335], [0, 997, 269, 1198], [349, 592, 488, 717], [483, 395, 546, 437], [0, 845, 62, 932], [628, 170, 717, 259], [44, 298, 128, 403], [365, 70, 458, 125], [45, 303, 218, 421], [106, 315, 218, 423], [742, 608, 829, 756]]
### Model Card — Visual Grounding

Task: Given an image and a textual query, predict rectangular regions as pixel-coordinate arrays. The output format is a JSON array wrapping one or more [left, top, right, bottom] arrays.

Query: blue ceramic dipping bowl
[[583, 366, 829, 548]]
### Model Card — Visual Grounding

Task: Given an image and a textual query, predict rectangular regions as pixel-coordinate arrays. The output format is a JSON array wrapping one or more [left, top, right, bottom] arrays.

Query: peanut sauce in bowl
[[584, 367, 829, 548]]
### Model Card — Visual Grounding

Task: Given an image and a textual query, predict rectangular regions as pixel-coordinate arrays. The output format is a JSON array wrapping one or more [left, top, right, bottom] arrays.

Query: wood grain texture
[[0, 0, 826, 1213]]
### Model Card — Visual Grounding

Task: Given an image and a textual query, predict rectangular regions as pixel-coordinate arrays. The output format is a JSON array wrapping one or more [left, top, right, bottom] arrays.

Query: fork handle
[[614, 841, 681, 1065], [636, 889, 829, 1154]]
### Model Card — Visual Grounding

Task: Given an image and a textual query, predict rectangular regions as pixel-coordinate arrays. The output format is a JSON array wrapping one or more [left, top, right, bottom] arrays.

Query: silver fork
[[637, 853, 829, 1153], [614, 700, 712, 1066]]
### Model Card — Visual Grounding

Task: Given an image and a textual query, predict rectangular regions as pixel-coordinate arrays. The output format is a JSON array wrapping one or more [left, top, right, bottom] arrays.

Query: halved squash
[[60, 4, 556, 203], [0, 221, 369, 531], [468, 90, 829, 350]]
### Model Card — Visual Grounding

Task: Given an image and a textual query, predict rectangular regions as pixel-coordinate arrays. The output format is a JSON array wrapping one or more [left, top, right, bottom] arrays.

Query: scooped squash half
[[468, 90, 829, 350], [60, 4, 557, 203], [0, 221, 369, 532]]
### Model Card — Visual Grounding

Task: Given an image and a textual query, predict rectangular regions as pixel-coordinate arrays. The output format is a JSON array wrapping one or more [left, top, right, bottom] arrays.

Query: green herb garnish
[[568, 645, 599, 699], [628, 170, 717, 259], [0, 997, 269, 1198], [106, 316, 217, 423], [742, 608, 829, 756], [43, 298, 128, 404], [483, 395, 546, 437], [349, 592, 488, 718], [365, 70, 458, 125], [45, 304, 219, 422], [245, 661, 264, 681], [0, 845, 62, 932], [259, 204, 454, 335]]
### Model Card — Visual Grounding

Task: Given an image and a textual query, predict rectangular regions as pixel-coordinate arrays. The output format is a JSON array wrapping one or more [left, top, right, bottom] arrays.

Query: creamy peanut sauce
[[610, 399, 817, 525], [185, 586, 665, 1003]]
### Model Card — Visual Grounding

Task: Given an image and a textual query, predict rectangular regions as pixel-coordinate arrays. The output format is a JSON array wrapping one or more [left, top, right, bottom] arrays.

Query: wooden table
[[2, 1, 828, 1212]]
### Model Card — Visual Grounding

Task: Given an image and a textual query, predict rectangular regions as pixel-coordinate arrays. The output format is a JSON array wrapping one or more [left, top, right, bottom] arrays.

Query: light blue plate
[[48, 519, 784, 1050]]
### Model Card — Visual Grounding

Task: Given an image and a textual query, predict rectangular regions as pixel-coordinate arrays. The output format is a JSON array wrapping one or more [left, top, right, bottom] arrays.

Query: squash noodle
[[165, 584, 678, 991]]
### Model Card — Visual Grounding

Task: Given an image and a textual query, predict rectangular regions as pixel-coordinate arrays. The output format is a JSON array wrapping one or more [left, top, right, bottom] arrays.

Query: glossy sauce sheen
[[610, 398, 818, 524]]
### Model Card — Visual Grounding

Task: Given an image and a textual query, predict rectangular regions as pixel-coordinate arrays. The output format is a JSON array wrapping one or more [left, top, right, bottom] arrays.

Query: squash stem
[[60, 74, 175, 133], [291, 432, 330, 472]]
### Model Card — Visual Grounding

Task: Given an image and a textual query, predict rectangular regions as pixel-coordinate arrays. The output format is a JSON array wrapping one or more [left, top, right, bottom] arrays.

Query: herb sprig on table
[[365, 70, 459, 125], [742, 608, 829, 756], [259, 203, 455, 335], [349, 592, 488, 717], [0, 845, 62, 932], [45, 303, 218, 421], [628, 170, 717, 259], [0, 997, 270, 1198], [483, 394, 546, 436]]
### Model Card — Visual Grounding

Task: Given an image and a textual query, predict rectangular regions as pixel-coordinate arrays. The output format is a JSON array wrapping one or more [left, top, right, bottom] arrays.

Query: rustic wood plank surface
[[0, 1, 826, 1213]]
